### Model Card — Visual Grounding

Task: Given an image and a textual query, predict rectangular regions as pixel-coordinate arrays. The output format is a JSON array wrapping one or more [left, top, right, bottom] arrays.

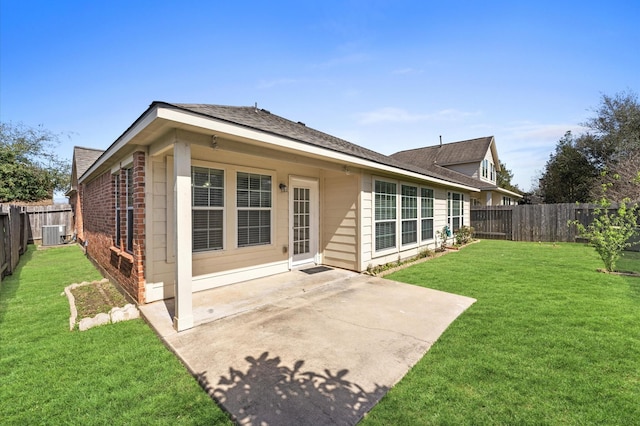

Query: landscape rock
[[79, 312, 110, 331], [110, 304, 140, 323]]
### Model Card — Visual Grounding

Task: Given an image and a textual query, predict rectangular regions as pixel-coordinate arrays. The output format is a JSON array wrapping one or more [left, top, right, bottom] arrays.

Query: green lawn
[[3, 242, 639, 425], [362, 240, 640, 425], [0, 245, 231, 425]]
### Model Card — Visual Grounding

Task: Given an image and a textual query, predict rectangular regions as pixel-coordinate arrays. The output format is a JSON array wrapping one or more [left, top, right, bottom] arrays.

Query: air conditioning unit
[[42, 225, 66, 246]]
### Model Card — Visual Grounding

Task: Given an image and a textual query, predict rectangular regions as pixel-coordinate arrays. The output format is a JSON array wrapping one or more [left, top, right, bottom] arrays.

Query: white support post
[[173, 141, 194, 331]]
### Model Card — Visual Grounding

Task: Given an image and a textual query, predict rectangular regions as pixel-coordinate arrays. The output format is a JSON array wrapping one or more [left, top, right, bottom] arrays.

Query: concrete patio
[[140, 267, 476, 425]]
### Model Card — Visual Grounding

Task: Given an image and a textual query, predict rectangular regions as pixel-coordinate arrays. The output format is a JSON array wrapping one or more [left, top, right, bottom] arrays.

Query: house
[[391, 137, 523, 206], [78, 102, 482, 331], [66, 146, 104, 243]]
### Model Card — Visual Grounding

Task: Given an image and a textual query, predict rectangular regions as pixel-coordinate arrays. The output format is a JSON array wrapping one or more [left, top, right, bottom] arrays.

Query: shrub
[[570, 182, 639, 272], [455, 226, 475, 245]]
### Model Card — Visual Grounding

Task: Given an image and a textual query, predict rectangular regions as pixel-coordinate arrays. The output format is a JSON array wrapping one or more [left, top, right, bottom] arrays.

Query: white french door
[[289, 177, 319, 268]]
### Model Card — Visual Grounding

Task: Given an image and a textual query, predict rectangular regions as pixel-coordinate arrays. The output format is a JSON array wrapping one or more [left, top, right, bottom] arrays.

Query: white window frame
[[420, 187, 434, 241], [374, 178, 397, 253], [401, 184, 418, 246], [192, 166, 225, 252], [482, 159, 488, 178], [447, 191, 464, 233], [236, 170, 274, 248], [490, 163, 496, 181]]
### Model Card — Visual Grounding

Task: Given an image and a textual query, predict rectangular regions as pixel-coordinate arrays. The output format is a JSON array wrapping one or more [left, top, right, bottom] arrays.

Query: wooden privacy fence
[[0, 204, 73, 281], [471, 204, 640, 248], [23, 204, 73, 243], [0, 205, 29, 281]]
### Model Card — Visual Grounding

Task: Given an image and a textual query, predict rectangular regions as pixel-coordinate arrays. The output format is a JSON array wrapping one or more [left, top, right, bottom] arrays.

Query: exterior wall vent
[[42, 225, 66, 246]]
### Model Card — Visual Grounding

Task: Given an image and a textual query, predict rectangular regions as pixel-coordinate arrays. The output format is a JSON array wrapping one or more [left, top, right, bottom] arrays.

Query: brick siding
[[82, 151, 146, 303]]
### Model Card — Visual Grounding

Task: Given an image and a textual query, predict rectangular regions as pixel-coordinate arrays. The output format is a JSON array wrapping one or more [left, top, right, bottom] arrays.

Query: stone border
[[62, 279, 140, 331]]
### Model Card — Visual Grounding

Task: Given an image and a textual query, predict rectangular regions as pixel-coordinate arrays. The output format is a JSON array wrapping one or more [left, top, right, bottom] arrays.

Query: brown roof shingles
[[74, 146, 105, 177], [162, 102, 476, 188], [390, 136, 494, 167]]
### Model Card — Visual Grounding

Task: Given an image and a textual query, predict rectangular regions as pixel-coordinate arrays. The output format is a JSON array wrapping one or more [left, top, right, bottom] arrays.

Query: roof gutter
[[156, 105, 480, 192]]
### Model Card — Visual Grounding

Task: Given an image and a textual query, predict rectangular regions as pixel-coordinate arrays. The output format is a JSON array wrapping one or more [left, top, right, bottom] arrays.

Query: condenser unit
[[42, 225, 66, 246]]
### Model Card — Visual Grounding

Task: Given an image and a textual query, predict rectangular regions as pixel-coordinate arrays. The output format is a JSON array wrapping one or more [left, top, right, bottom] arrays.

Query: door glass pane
[[293, 188, 310, 255]]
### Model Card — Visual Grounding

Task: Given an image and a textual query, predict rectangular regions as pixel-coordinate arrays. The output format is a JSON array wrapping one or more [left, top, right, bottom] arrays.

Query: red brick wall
[[82, 151, 146, 303]]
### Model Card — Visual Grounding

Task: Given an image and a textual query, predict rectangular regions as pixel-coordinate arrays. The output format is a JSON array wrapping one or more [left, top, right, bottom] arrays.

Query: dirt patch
[[597, 268, 640, 277], [70, 280, 128, 319]]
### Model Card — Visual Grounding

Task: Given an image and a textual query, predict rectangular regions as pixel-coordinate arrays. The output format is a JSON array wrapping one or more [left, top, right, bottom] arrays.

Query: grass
[[0, 245, 231, 425], [619, 250, 640, 274], [362, 240, 640, 425]]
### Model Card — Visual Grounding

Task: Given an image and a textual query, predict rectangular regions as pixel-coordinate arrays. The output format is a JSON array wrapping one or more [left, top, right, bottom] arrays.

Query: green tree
[[578, 90, 640, 170], [571, 181, 639, 272], [496, 161, 521, 193], [0, 122, 70, 203], [539, 131, 597, 203]]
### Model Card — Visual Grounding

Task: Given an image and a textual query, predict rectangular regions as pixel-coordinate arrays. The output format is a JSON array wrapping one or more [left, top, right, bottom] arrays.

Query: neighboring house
[[66, 146, 104, 243], [78, 102, 480, 331], [391, 137, 523, 206]]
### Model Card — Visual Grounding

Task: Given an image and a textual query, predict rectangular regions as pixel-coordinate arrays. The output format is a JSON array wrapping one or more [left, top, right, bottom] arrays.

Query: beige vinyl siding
[[447, 162, 481, 179], [148, 157, 170, 289], [479, 149, 496, 184], [322, 171, 359, 270], [146, 138, 334, 300]]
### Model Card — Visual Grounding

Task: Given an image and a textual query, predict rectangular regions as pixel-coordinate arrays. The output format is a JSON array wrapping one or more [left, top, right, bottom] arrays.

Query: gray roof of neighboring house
[[162, 102, 476, 188], [74, 146, 105, 177], [390, 136, 494, 167]]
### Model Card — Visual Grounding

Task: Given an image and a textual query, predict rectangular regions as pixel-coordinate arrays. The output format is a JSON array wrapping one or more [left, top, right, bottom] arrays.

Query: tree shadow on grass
[[197, 351, 389, 426]]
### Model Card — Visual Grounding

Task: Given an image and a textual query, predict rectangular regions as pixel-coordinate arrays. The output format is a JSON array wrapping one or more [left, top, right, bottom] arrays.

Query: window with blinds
[[401, 185, 418, 245], [374, 180, 397, 251], [421, 188, 434, 241], [192, 166, 224, 252], [237, 172, 271, 247]]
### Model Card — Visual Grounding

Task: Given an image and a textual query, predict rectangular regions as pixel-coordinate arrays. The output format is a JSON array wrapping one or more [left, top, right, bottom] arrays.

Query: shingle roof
[[74, 146, 104, 177], [161, 102, 476, 188], [390, 136, 494, 167]]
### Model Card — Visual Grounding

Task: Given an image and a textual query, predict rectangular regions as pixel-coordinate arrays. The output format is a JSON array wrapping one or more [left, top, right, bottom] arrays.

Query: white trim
[[289, 176, 319, 269], [234, 168, 277, 250], [144, 260, 290, 302], [156, 106, 480, 192], [81, 108, 158, 183]]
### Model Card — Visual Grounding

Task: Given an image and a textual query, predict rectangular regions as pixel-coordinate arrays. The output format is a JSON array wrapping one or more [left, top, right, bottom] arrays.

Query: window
[[502, 196, 512, 206], [374, 180, 397, 251], [401, 185, 417, 245], [447, 192, 463, 232], [125, 167, 134, 253], [482, 159, 488, 178], [114, 173, 120, 247], [421, 188, 434, 240], [237, 172, 271, 247], [490, 163, 496, 181], [192, 167, 224, 251]]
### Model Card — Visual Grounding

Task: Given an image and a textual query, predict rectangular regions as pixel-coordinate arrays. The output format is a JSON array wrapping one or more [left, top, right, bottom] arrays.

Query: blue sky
[[1, 1, 638, 191]]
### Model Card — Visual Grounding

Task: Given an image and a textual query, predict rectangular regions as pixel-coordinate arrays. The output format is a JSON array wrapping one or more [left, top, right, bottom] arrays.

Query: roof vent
[[260, 108, 271, 114], [439, 135, 442, 147], [297, 121, 306, 126]]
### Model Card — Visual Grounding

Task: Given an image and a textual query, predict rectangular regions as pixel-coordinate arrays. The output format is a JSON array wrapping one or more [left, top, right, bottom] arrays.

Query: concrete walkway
[[140, 268, 475, 425]]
